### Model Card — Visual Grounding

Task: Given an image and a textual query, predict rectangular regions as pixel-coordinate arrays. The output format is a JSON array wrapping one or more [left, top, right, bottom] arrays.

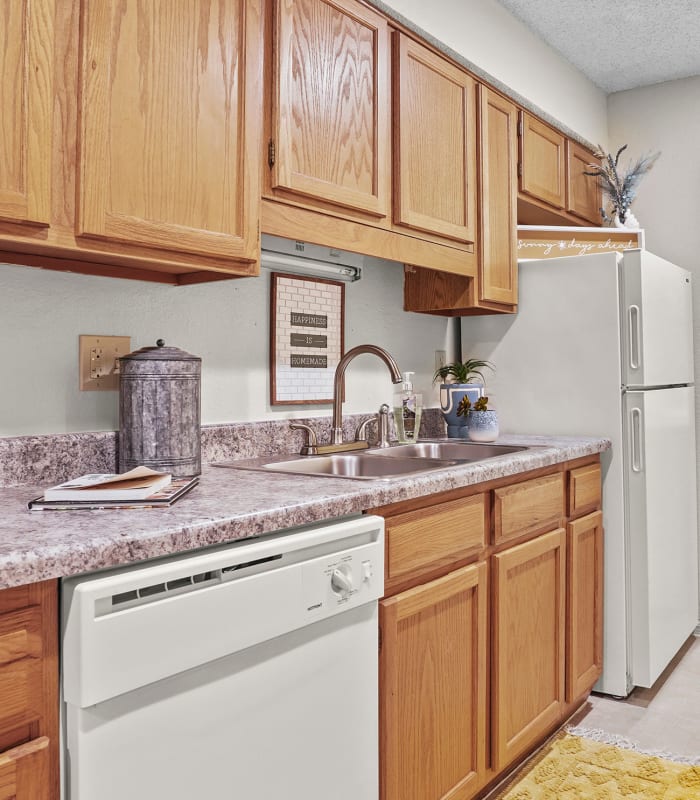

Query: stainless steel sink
[[367, 441, 526, 461], [257, 453, 459, 480]]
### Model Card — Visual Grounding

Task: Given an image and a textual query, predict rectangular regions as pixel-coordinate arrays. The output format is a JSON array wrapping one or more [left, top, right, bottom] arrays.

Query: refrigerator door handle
[[628, 305, 641, 370], [630, 407, 644, 472]]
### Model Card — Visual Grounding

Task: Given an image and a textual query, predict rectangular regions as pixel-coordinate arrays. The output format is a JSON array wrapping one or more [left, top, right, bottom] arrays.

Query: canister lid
[[121, 339, 201, 362]]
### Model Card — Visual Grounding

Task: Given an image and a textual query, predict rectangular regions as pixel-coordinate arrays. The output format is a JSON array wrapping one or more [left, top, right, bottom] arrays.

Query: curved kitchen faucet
[[291, 344, 402, 455]]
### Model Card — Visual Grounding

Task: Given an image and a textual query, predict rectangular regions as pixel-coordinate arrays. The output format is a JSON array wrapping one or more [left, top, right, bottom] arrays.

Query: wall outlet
[[79, 335, 131, 391], [435, 350, 447, 372]]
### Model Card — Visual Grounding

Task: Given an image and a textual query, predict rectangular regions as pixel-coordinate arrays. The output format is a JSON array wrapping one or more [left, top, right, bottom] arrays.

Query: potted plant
[[433, 359, 493, 438], [457, 395, 499, 442]]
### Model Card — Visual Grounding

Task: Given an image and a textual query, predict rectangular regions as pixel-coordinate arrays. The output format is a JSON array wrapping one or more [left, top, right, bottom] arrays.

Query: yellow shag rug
[[494, 729, 700, 800]]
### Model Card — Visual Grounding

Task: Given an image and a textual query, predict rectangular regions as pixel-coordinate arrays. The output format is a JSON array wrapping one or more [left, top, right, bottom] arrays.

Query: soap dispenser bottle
[[393, 372, 423, 443]]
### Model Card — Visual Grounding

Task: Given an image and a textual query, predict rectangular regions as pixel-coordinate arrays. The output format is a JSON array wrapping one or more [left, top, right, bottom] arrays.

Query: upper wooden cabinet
[[478, 86, 518, 306], [393, 33, 476, 244], [0, 0, 54, 228], [567, 141, 602, 225], [268, 0, 390, 218], [77, 0, 262, 265], [519, 111, 566, 209], [0, 0, 263, 283]]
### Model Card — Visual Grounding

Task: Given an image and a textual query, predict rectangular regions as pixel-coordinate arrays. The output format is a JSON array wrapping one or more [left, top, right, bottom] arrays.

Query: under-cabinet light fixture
[[260, 250, 362, 282]]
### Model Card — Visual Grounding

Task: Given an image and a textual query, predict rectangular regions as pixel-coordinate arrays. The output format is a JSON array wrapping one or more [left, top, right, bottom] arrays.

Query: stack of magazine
[[28, 466, 198, 511]]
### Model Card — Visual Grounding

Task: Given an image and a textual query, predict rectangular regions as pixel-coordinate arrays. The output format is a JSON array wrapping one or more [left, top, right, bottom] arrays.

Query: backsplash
[[0, 410, 445, 488]]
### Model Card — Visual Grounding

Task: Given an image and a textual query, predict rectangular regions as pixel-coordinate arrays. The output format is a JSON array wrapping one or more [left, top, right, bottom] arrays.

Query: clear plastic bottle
[[393, 372, 423, 443]]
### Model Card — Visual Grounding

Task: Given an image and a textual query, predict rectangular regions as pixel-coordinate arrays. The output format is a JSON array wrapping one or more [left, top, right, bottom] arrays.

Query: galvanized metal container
[[119, 340, 201, 477]]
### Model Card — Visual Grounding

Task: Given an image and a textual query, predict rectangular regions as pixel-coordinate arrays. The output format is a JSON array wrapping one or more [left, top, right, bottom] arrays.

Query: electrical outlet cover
[[79, 335, 131, 391]]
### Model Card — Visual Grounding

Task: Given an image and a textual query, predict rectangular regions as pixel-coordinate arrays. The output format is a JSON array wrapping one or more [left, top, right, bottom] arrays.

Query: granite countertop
[[0, 434, 610, 590]]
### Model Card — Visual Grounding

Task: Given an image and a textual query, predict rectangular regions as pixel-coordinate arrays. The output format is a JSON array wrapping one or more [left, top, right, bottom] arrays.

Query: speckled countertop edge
[[365, 0, 597, 151], [0, 434, 610, 589]]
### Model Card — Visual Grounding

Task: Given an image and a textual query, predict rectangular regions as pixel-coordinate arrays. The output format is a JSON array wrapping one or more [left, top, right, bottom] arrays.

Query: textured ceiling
[[495, 0, 700, 93]]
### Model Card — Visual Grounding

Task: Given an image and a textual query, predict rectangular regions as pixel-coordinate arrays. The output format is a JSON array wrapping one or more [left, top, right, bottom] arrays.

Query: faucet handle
[[354, 415, 376, 443], [290, 422, 318, 456]]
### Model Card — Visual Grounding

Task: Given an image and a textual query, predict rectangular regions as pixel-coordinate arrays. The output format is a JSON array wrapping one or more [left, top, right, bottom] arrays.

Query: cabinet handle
[[628, 305, 640, 370], [630, 407, 644, 473]]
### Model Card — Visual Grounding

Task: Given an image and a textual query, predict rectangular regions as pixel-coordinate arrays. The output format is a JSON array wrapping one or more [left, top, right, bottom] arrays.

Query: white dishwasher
[[61, 514, 384, 800]]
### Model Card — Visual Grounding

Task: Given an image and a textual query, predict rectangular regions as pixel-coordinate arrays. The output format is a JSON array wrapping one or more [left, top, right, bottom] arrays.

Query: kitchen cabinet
[[268, 0, 390, 219], [402, 84, 518, 315], [392, 33, 476, 245], [262, 0, 475, 276], [0, 0, 53, 230], [0, 580, 58, 800], [567, 140, 602, 225], [380, 564, 488, 800], [373, 455, 602, 800], [492, 528, 566, 771], [379, 495, 488, 800], [519, 111, 566, 210], [1, 0, 264, 283]]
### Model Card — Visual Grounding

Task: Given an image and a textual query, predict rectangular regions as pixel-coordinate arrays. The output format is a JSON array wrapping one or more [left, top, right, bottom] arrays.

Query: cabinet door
[[0, 0, 53, 227], [271, 0, 390, 218], [519, 112, 566, 209], [77, 0, 262, 264], [393, 34, 476, 244], [478, 86, 517, 305], [567, 511, 603, 701], [0, 737, 49, 800], [492, 529, 566, 771], [381, 563, 487, 800], [567, 141, 602, 225]]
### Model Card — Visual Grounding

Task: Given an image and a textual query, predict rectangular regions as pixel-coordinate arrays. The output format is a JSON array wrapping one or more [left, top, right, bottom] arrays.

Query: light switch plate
[[79, 335, 131, 391]]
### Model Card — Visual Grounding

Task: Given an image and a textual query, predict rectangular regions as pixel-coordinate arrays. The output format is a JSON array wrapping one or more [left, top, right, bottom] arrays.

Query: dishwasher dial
[[330, 565, 353, 596]]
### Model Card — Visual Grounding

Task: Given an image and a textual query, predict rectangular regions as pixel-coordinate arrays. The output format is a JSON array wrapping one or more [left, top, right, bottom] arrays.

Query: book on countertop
[[28, 476, 199, 511], [42, 466, 171, 501]]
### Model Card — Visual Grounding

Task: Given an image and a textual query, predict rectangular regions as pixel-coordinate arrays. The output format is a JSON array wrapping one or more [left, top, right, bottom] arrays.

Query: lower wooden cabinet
[[492, 528, 566, 771], [0, 581, 58, 800], [0, 737, 50, 800], [567, 510, 604, 701], [374, 455, 603, 800], [380, 562, 488, 800]]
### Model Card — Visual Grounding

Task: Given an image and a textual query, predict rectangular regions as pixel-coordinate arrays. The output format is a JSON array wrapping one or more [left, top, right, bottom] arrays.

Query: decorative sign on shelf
[[517, 226, 645, 259], [270, 273, 345, 405]]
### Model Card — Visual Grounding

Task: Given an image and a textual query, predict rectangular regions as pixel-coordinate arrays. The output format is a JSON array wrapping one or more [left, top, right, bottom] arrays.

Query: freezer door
[[624, 387, 698, 688], [621, 250, 694, 387]]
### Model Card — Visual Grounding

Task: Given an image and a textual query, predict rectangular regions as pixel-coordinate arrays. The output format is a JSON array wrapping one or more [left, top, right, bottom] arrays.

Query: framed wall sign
[[270, 273, 345, 405]]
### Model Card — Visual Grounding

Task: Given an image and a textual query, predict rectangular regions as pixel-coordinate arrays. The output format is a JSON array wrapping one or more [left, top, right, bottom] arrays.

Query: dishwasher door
[[62, 515, 384, 800]]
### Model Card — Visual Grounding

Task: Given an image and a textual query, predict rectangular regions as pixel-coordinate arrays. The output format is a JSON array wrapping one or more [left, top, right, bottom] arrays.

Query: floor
[[572, 633, 700, 761]]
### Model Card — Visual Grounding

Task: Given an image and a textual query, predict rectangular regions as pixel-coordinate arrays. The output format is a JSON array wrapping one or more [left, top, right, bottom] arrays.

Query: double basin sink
[[217, 441, 526, 481]]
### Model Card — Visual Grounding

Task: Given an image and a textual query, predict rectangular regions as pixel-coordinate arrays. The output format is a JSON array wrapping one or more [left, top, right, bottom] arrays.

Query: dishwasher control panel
[[302, 539, 383, 615]]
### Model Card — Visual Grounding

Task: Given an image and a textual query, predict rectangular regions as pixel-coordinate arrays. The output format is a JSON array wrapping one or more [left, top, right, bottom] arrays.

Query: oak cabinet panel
[[0, 0, 53, 228], [567, 140, 602, 225], [380, 563, 487, 800], [0, 737, 50, 800], [568, 463, 602, 519], [492, 528, 566, 771], [77, 0, 262, 266], [567, 511, 604, 701], [0, 581, 58, 800], [519, 112, 566, 209], [384, 494, 486, 592], [393, 33, 476, 244], [270, 0, 390, 218], [478, 86, 518, 305], [493, 473, 564, 545]]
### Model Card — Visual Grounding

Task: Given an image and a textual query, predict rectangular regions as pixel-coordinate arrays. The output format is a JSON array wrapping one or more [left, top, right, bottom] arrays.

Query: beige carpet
[[493, 731, 700, 800]]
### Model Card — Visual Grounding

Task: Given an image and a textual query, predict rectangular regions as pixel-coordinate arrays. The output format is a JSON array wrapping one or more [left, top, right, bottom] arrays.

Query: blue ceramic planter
[[438, 383, 484, 438]]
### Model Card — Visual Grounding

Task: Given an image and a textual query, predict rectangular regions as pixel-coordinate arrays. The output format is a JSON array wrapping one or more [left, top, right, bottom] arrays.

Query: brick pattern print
[[272, 274, 343, 403]]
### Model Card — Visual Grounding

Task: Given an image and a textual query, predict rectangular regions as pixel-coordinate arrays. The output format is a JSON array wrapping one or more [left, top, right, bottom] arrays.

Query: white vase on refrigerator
[[462, 248, 698, 697]]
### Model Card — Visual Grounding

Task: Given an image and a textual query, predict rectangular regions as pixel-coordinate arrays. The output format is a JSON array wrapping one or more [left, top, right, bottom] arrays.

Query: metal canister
[[119, 340, 201, 477]]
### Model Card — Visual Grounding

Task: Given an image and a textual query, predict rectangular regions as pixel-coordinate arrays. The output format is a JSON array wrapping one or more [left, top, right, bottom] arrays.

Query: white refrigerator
[[462, 249, 699, 697]]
